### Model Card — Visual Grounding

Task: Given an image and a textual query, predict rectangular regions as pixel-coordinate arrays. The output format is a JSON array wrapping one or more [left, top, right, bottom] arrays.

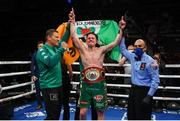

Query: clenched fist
[[69, 8, 75, 23], [119, 16, 126, 30]]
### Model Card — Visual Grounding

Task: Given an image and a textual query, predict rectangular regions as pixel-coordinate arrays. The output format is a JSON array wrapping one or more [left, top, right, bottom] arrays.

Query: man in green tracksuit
[[36, 24, 69, 120]]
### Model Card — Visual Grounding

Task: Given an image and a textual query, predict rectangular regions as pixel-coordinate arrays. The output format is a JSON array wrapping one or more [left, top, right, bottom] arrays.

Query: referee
[[119, 37, 160, 120]]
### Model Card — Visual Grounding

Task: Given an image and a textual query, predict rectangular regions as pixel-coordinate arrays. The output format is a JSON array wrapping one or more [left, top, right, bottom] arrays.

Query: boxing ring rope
[[71, 71, 180, 79], [0, 61, 180, 103], [70, 90, 180, 101], [2, 82, 33, 91], [73, 62, 180, 68], [0, 61, 31, 65], [0, 61, 179, 67], [0, 61, 34, 103], [0, 91, 35, 103], [0, 71, 31, 78], [70, 81, 180, 90]]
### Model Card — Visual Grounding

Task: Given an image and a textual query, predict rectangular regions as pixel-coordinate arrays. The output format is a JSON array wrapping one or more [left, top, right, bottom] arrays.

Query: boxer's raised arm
[[101, 16, 126, 53], [69, 8, 85, 52]]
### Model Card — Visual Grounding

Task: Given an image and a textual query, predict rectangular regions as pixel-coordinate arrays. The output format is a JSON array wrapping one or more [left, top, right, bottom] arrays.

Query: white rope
[[0, 91, 35, 103], [158, 86, 180, 90], [70, 90, 180, 101], [73, 62, 130, 67], [0, 81, 179, 103], [70, 81, 180, 90], [107, 93, 129, 98], [1, 89, 178, 103], [107, 84, 180, 90], [73, 62, 180, 68], [107, 83, 131, 88], [72, 71, 80, 74], [106, 73, 131, 77], [0, 61, 180, 68], [108, 93, 180, 101], [2, 80, 179, 94], [0, 71, 31, 77], [0, 61, 180, 103], [2, 81, 33, 91], [70, 81, 80, 85], [159, 75, 180, 78], [70, 91, 76, 94], [71, 62, 79, 65], [0, 61, 31, 65], [71, 71, 180, 79], [165, 64, 180, 68]]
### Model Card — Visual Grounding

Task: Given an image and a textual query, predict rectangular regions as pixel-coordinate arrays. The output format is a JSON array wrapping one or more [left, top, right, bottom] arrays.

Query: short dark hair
[[86, 32, 98, 40], [37, 41, 44, 45], [45, 29, 58, 40]]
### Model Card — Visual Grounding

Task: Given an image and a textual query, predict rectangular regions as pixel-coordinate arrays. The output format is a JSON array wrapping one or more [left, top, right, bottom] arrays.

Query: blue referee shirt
[[119, 38, 160, 96]]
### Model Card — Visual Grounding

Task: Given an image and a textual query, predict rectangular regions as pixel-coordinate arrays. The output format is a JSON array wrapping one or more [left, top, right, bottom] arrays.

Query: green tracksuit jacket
[[36, 24, 70, 89]]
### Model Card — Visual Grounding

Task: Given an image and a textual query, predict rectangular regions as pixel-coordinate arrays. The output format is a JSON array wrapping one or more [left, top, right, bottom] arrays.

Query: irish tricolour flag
[[57, 20, 121, 65]]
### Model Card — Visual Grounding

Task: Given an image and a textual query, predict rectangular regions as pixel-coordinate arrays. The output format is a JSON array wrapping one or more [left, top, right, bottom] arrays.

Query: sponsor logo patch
[[140, 62, 146, 70], [25, 111, 45, 118], [94, 95, 103, 102], [50, 93, 58, 101], [96, 103, 104, 107], [14, 104, 31, 112]]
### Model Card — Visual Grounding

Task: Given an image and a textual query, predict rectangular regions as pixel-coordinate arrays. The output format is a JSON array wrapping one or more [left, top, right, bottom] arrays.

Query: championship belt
[[81, 67, 105, 84]]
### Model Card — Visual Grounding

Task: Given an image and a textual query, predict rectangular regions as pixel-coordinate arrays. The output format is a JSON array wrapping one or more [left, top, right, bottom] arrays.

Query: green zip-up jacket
[[36, 24, 70, 89]]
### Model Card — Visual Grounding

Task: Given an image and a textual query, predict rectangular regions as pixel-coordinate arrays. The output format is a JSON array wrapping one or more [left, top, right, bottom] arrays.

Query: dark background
[[0, 0, 180, 113], [0, 0, 180, 63]]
